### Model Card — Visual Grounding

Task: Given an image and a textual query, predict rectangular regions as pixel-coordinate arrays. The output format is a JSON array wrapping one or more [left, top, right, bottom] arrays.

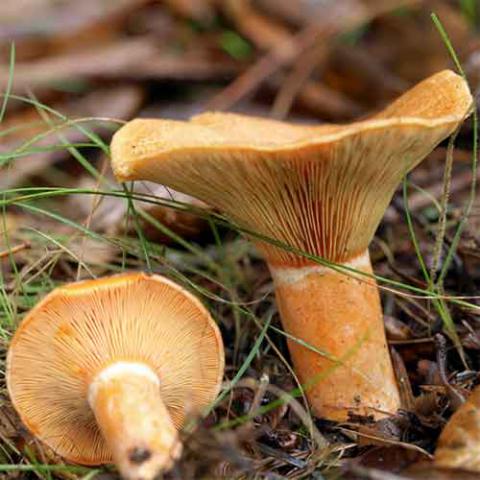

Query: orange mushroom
[[110, 70, 472, 421], [7, 272, 224, 480]]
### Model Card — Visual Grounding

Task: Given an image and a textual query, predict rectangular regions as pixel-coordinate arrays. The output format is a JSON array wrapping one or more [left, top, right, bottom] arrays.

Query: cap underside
[[110, 71, 472, 265], [7, 273, 224, 465]]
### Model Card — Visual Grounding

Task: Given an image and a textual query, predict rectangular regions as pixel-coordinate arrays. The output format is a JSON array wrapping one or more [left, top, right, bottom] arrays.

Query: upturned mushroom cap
[[111, 70, 472, 266], [6, 272, 224, 465]]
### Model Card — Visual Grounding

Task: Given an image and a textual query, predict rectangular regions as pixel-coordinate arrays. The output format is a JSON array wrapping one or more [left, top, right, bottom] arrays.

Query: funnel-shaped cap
[[111, 70, 472, 266]]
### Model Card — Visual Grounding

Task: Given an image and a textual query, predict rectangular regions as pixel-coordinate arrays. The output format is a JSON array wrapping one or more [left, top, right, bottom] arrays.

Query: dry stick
[[272, 0, 424, 119], [207, 1, 363, 111], [0, 242, 29, 259], [207, 0, 422, 111], [207, 22, 321, 110], [224, 0, 363, 120]]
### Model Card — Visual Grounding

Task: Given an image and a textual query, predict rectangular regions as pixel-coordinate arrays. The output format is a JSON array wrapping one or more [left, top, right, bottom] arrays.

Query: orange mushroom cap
[[111, 69, 472, 267], [7, 272, 224, 467]]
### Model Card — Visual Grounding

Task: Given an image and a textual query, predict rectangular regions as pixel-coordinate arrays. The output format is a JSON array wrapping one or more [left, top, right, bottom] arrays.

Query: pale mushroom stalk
[[110, 70, 472, 421], [88, 362, 180, 480], [7, 273, 224, 480], [270, 251, 391, 419]]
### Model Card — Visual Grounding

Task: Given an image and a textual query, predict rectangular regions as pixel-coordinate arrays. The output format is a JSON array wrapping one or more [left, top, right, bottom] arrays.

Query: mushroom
[[110, 70, 472, 421], [7, 272, 224, 480]]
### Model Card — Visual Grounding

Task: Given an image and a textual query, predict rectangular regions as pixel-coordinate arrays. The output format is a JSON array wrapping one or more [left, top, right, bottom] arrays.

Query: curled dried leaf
[[435, 385, 480, 472]]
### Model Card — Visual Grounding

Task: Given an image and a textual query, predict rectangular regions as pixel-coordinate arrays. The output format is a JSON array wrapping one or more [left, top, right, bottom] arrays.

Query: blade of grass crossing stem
[[0, 43, 15, 123], [269, 323, 384, 389], [3, 188, 480, 312], [215, 327, 369, 432]]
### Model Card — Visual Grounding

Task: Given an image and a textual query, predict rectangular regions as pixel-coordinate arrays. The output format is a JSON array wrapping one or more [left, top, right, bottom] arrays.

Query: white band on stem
[[270, 250, 371, 286], [88, 361, 160, 407]]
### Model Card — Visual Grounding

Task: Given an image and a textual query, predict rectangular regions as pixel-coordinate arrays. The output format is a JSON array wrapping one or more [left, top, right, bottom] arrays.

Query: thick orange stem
[[270, 251, 400, 421], [89, 362, 181, 480]]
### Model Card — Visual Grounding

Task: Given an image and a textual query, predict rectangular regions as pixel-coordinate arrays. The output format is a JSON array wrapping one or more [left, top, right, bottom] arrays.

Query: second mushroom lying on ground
[[111, 70, 472, 421], [7, 273, 224, 480]]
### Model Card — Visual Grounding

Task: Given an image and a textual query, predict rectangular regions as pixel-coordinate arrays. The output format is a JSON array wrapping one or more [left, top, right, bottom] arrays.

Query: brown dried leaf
[[435, 385, 480, 472]]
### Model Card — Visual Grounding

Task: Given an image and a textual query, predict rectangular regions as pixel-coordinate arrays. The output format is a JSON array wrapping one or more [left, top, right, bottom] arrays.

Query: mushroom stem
[[270, 250, 400, 420], [88, 362, 181, 480]]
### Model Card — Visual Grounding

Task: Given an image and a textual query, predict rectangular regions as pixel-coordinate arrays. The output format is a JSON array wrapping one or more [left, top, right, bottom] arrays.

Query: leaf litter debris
[[1, 0, 480, 478]]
